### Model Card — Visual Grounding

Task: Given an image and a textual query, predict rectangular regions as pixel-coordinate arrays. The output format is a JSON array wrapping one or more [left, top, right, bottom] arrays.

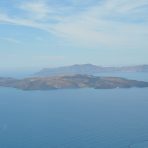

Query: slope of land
[[0, 75, 148, 90], [35, 64, 148, 76]]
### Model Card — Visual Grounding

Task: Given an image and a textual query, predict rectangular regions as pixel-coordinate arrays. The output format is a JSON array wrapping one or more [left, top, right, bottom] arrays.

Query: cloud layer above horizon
[[0, 0, 148, 69]]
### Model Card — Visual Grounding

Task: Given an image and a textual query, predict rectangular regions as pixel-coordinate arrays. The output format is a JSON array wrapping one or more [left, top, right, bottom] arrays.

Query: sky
[[0, 0, 148, 70]]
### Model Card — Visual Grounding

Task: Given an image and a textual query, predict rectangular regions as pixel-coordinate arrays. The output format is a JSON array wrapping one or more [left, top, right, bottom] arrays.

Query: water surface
[[0, 73, 148, 148]]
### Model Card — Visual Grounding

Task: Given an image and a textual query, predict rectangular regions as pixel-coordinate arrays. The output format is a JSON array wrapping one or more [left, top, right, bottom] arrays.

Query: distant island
[[35, 64, 148, 76], [0, 74, 148, 90]]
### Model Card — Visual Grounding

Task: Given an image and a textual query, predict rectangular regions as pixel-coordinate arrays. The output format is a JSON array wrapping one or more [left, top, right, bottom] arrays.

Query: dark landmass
[[35, 64, 148, 76], [0, 75, 148, 90]]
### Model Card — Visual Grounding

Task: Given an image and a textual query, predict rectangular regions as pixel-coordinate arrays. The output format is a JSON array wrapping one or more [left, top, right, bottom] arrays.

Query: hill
[[35, 64, 148, 76]]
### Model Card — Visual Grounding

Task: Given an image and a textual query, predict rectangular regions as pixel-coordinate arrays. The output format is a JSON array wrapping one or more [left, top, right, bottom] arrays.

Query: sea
[[0, 72, 148, 148]]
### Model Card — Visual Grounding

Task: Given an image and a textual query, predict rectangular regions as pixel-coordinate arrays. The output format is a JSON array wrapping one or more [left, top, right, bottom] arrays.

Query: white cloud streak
[[19, 1, 52, 20], [0, 0, 147, 49], [0, 37, 21, 44]]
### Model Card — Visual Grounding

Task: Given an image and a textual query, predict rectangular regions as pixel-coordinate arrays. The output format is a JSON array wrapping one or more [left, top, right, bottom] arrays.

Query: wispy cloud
[[0, 0, 147, 48], [0, 13, 55, 33], [51, 0, 148, 48], [19, 1, 52, 20], [0, 37, 21, 44]]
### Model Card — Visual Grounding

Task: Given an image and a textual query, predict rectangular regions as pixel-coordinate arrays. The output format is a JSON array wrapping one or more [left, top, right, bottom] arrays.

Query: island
[[0, 74, 148, 90], [35, 64, 148, 76]]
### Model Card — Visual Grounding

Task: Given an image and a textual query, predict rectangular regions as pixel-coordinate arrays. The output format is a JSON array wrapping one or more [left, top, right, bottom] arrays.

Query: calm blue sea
[[0, 72, 148, 148]]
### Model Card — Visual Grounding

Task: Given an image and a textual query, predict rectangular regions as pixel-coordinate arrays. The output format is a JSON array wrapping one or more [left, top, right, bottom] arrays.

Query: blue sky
[[0, 0, 148, 70]]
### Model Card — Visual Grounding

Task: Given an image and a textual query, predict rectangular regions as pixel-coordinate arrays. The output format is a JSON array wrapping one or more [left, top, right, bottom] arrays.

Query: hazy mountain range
[[35, 64, 148, 76], [0, 64, 148, 91]]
